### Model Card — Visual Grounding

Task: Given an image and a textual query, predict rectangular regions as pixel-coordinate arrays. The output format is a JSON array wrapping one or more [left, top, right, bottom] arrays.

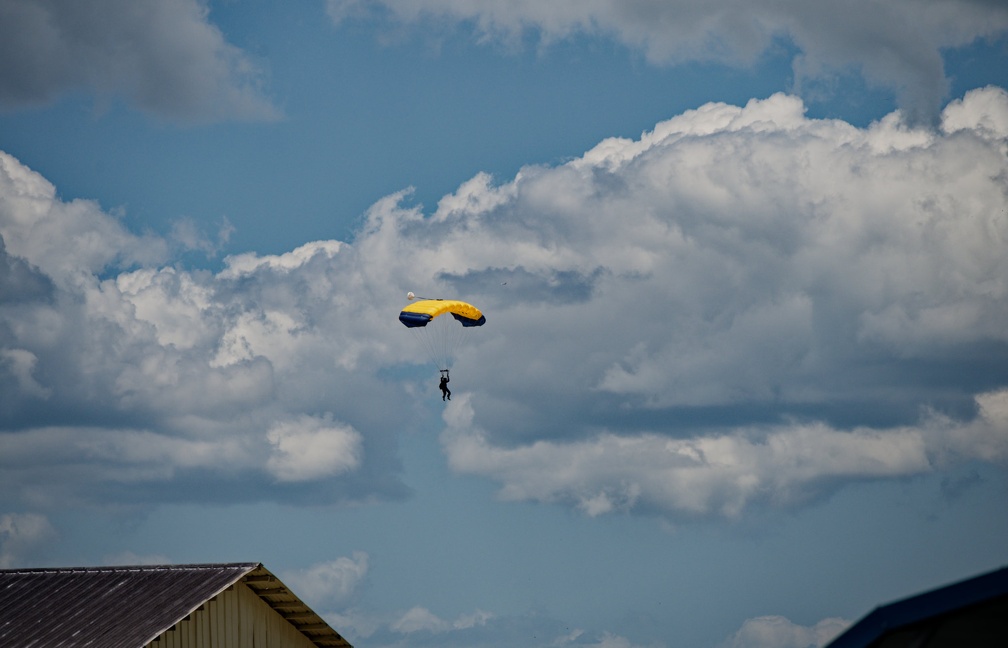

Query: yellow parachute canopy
[[399, 298, 486, 370], [399, 299, 485, 327]]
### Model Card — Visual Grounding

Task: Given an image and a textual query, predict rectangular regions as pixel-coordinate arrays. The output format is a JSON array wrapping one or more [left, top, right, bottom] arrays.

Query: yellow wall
[[146, 581, 319, 648]]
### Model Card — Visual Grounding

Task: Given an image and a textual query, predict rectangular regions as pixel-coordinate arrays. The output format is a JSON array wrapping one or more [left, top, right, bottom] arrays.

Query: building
[[0, 562, 352, 648], [826, 565, 1008, 648]]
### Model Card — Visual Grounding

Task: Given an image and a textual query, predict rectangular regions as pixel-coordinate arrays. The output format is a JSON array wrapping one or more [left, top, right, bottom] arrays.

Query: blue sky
[[2, 2, 1008, 647]]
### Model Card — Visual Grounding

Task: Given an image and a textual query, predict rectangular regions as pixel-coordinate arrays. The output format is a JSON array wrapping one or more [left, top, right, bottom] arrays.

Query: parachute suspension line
[[443, 314, 469, 369], [408, 312, 470, 371], [408, 324, 442, 371], [399, 296, 486, 373]]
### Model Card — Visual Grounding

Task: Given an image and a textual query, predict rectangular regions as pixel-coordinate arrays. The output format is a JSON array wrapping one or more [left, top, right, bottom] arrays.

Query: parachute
[[399, 295, 486, 371]]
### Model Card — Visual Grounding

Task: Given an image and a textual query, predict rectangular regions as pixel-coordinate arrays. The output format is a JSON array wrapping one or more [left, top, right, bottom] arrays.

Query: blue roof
[[826, 565, 1008, 648]]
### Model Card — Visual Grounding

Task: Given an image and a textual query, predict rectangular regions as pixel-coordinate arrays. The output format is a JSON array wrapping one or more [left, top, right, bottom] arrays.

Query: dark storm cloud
[[0, 0, 278, 122]]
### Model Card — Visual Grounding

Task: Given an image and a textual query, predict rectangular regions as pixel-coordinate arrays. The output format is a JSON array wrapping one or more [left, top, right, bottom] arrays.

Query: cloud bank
[[443, 389, 1008, 518], [2, 87, 1008, 521], [328, 0, 1008, 121], [240, 550, 849, 648], [719, 615, 849, 648]]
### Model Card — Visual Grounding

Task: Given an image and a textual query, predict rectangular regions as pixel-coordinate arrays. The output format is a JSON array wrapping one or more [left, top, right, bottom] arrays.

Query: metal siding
[[145, 580, 324, 648], [240, 585, 253, 648], [250, 581, 267, 647], [199, 600, 209, 647], [218, 598, 226, 647], [224, 587, 235, 648], [231, 586, 241, 648]]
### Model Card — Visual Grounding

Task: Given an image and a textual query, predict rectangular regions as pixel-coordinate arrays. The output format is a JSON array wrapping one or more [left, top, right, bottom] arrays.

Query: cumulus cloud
[[0, 348, 50, 399], [273, 554, 629, 648], [0, 151, 168, 283], [281, 552, 370, 608], [345, 607, 650, 648], [0, 0, 279, 122], [2, 87, 1008, 519], [266, 415, 363, 482], [0, 153, 408, 510], [325, 600, 649, 648], [391, 606, 452, 634], [720, 615, 850, 648], [442, 389, 1008, 517], [327, 0, 1008, 121]]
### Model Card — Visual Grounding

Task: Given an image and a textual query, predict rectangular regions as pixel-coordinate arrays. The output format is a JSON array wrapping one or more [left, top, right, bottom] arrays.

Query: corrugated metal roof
[[0, 562, 352, 648]]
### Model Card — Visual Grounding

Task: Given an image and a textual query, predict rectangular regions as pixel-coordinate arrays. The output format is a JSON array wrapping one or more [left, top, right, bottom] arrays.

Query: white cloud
[[941, 86, 1008, 138], [0, 148, 408, 509], [720, 615, 850, 648], [392, 606, 450, 633], [327, 0, 1008, 120], [115, 267, 216, 350], [928, 389, 1008, 465], [168, 216, 234, 257], [220, 241, 344, 279], [0, 152, 167, 285], [389, 606, 493, 635], [452, 609, 493, 630], [266, 415, 363, 482], [331, 604, 647, 648], [2, 87, 1008, 516], [442, 394, 950, 517], [0, 0, 279, 122], [282, 552, 369, 607], [443, 387, 1008, 517], [549, 630, 660, 648], [0, 348, 50, 399], [322, 608, 385, 642]]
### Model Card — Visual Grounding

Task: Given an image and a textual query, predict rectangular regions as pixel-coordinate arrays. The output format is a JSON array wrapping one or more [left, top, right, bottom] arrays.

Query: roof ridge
[[0, 562, 260, 574]]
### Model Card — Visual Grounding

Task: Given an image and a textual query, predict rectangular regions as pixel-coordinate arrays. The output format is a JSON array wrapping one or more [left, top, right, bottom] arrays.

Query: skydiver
[[439, 370, 451, 401]]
